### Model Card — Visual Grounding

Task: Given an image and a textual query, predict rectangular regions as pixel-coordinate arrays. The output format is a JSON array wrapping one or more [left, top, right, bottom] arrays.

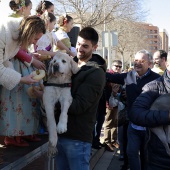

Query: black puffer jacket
[[130, 70, 170, 169]]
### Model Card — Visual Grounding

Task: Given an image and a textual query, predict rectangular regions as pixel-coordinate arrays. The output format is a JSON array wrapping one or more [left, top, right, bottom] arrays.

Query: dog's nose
[[53, 63, 59, 72]]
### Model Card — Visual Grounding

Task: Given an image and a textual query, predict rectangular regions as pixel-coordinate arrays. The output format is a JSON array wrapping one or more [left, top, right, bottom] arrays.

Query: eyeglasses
[[114, 65, 122, 68], [134, 59, 147, 64]]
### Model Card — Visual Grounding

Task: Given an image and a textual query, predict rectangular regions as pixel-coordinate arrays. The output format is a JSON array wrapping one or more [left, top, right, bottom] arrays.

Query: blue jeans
[[127, 124, 147, 170], [56, 137, 91, 170]]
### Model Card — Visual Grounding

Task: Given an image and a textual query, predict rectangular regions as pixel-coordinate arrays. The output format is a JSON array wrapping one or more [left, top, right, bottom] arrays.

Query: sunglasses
[[114, 65, 122, 68]]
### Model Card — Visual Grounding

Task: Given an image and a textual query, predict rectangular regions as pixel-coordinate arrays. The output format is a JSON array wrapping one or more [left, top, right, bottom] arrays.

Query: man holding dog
[[56, 27, 106, 170], [130, 54, 170, 169], [106, 50, 160, 170]]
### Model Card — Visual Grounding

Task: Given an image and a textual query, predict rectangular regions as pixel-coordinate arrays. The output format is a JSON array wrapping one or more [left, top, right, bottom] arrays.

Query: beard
[[154, 63, 160, 68], [77, 50, 93, 61]]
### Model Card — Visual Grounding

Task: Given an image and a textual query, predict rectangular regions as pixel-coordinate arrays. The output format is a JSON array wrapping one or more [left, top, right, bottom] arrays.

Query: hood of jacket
[[74, 53, 107, 72]]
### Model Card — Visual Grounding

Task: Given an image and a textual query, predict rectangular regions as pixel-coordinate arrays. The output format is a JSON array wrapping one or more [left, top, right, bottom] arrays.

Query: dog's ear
[[48, 61, 53, 76], [71, 59, 79, 74]]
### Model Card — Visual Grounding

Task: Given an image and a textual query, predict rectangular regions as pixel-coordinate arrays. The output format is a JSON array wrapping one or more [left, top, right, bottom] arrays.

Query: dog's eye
[[62, 60, 66, 63], [53, 60, 56, 63]]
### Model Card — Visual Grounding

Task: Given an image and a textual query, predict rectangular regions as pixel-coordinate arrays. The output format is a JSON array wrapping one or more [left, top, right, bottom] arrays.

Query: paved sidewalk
[[93, 148, 124, 170]]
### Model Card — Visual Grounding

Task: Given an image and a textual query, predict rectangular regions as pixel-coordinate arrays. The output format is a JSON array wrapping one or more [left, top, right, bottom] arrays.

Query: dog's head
[[48, 51, 79, 77]]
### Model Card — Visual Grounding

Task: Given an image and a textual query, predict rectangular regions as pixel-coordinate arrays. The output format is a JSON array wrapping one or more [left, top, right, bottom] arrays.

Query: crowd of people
[[93, 49, 170, 170], [0, 0, 170, 170]]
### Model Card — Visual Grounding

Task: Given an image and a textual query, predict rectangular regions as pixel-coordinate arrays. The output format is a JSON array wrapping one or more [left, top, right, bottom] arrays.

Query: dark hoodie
[[59, 54, 106, 143]]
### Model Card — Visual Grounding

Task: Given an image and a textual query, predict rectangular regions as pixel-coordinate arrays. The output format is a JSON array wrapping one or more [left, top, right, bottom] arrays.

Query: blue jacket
[[130, 70, 170, 169]]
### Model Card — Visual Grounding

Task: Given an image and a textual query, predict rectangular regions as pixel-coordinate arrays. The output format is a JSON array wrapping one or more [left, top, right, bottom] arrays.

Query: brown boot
[[105, 143, 114, 152], [112, 142, 119, 149]]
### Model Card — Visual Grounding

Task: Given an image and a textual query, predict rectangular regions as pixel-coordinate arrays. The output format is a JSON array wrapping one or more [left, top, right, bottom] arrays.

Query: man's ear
[[93, 44, 98, 52], [165, 61, 169, 68]]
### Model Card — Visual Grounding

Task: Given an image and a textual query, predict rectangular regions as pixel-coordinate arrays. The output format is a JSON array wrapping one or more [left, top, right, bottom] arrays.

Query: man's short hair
[[157, 50, 167, 61], [136, 49, 152, 62], [112, 60, 122, 66], [78, 27, 99, 46]]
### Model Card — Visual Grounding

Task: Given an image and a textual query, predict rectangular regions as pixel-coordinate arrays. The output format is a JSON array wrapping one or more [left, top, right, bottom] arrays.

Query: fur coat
[[0, 17, 22, 90]]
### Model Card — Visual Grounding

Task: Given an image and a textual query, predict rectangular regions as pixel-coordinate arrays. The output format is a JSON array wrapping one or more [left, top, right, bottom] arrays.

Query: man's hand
[[112, 84, 120, 97]]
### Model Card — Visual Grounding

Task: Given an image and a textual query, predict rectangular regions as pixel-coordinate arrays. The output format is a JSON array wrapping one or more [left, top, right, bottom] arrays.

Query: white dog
[[43, 51, 79, 156], [150, 93, 170, 156]]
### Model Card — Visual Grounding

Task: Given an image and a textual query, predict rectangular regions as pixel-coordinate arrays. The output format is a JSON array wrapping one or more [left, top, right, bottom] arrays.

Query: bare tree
[[107, 19, 148, 68], [52, 0, 147, 28]]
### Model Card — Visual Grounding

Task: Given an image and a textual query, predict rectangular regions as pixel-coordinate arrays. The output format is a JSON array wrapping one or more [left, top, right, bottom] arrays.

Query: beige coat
[[0, 17, 22, 90]]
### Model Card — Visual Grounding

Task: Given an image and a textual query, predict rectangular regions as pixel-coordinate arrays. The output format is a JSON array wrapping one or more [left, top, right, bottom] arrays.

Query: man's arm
[[106, 72, 126, 85], [130, 83, 170, 127], [69, 68, 105, 115]]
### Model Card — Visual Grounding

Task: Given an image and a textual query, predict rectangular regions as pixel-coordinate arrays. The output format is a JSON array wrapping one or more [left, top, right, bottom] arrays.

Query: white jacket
[[0, 17, 22, 90]]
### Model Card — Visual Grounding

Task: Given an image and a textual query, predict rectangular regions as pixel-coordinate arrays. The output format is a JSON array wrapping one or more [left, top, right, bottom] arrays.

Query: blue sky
[[146, 0, 170, 35]]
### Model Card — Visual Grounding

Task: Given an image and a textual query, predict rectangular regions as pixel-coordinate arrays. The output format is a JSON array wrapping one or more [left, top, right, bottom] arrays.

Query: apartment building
[[159, 29, 169, 52], [141, 23, 169, 54], [141, 23, 162, 55]]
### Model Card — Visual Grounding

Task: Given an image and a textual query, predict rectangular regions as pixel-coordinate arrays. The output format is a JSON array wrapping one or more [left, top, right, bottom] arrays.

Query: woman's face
[[48, 20, 56, 32], [22, 3, 32, 17], [30, 32, 44, 45], [65, 19, 74, 33], [46, 5, 54, 14]]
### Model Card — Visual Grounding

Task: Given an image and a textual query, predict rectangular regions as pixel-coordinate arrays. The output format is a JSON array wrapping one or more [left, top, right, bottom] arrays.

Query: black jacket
[[106, 69, 160, 117], [130, 70, 170, 169], [59, 54, 106, 143]]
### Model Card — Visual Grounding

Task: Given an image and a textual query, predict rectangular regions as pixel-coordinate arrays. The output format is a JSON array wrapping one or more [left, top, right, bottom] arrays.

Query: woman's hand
[[31, 52, 41, 60], [68, 51, 75, 57], [20, 74, 39, 85], [32, 84, 44, 99], [32, 58, 46, 70]]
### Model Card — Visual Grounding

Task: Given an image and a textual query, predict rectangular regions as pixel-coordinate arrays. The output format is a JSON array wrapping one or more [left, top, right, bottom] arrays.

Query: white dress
[[0, 16, 40, 136]]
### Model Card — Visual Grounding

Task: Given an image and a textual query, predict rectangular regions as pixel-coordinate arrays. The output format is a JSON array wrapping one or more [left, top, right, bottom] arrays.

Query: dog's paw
[[57, 123, 67, 134], [48, 141, 58, 157]]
